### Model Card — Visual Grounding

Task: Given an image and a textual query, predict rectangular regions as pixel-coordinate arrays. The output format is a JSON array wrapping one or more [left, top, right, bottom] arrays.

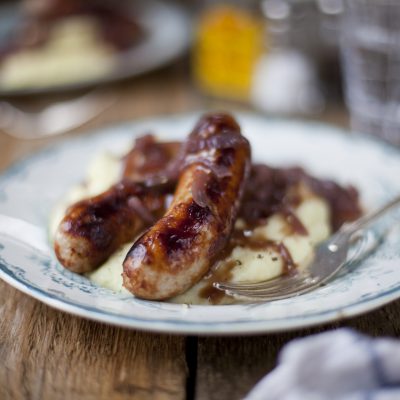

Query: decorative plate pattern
[[1, 113, 400, 335]]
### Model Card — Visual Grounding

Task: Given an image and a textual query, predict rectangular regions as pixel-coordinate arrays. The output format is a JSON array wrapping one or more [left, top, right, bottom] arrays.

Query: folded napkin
[[246, 329, 400, 400]]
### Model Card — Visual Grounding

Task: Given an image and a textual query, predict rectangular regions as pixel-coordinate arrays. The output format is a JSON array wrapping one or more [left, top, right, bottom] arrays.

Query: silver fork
[[215, 195, 400, 301]]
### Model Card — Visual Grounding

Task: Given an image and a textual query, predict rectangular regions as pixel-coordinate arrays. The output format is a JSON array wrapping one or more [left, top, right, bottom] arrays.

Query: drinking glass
[[340, 0, 400, 146]]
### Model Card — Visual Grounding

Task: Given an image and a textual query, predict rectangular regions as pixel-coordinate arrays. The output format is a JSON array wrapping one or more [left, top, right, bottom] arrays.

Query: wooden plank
[[195, 300, 400, 400], [0, 280, 187, 400]]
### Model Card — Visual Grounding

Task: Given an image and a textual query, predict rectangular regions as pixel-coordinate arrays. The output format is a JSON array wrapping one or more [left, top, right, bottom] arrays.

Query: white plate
[[0, 0, 190, 96], [1, 113, 400, 335]]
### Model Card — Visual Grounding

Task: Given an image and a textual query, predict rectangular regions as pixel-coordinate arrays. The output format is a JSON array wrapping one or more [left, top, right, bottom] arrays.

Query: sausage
[[54, 136, 180, 274], [122, 113, 251, 300], [54, 180, 171, 273]]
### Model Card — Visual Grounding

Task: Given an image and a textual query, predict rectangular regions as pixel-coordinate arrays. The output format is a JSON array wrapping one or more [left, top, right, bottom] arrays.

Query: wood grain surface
[[0, 280, 187, 400], [1, 66, 400, 400]]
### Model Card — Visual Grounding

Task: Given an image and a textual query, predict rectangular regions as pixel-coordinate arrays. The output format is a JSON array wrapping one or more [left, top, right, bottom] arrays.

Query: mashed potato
[[0, 17, 116, 90]]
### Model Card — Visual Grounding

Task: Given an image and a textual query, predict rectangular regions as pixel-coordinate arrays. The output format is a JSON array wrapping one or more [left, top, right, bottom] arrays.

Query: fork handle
[[345, 194, 400, 235]]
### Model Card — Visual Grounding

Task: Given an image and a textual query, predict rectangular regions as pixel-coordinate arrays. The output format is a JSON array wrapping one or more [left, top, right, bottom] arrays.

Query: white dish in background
[[0, 0, 190, 96], [1, 113, 400, 335]]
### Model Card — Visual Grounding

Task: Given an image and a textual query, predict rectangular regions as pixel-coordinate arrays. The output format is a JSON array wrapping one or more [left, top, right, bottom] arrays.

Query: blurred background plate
[[0, 0, 191, 96]]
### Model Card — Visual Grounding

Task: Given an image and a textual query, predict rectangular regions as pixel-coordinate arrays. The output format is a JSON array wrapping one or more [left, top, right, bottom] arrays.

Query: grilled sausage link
[[54, 180, 171, 273], [122, 113, 251, 300], [54, 136, 179, 274]]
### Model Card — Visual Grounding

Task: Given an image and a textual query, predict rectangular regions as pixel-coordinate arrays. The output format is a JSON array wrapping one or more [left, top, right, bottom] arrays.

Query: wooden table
[[1, 66, 400, 400]]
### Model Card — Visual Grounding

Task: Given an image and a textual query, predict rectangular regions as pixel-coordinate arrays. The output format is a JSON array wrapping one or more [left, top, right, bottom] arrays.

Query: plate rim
[[1, 111, 400, 335], [1, 260, 400, 335]]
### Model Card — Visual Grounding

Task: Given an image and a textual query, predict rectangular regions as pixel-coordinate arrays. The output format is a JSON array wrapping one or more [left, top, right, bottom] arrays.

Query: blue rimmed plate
[[1, 113, 400, 335]]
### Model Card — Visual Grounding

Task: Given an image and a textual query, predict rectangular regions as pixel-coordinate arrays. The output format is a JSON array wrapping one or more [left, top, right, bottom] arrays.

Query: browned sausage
[[122, 113, 251, 300], [54, 180, 172, 273], [54, 136, 180, 274]]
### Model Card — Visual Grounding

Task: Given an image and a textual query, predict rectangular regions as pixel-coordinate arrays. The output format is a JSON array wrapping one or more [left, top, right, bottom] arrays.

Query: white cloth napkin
[[246, 329, 400, 400]]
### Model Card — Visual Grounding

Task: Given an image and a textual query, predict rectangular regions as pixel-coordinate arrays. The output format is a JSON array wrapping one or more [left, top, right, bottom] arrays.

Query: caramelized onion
[[186, 129, 249, 154], [239, 164, 362, 231], [127, 196, 155, 224], [206, 131, 249, 150], [191, 168, 212, 208]]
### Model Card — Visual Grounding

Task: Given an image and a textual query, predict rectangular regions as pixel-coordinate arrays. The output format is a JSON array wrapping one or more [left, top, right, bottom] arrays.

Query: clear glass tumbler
[[340, 0, 400, 146]]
